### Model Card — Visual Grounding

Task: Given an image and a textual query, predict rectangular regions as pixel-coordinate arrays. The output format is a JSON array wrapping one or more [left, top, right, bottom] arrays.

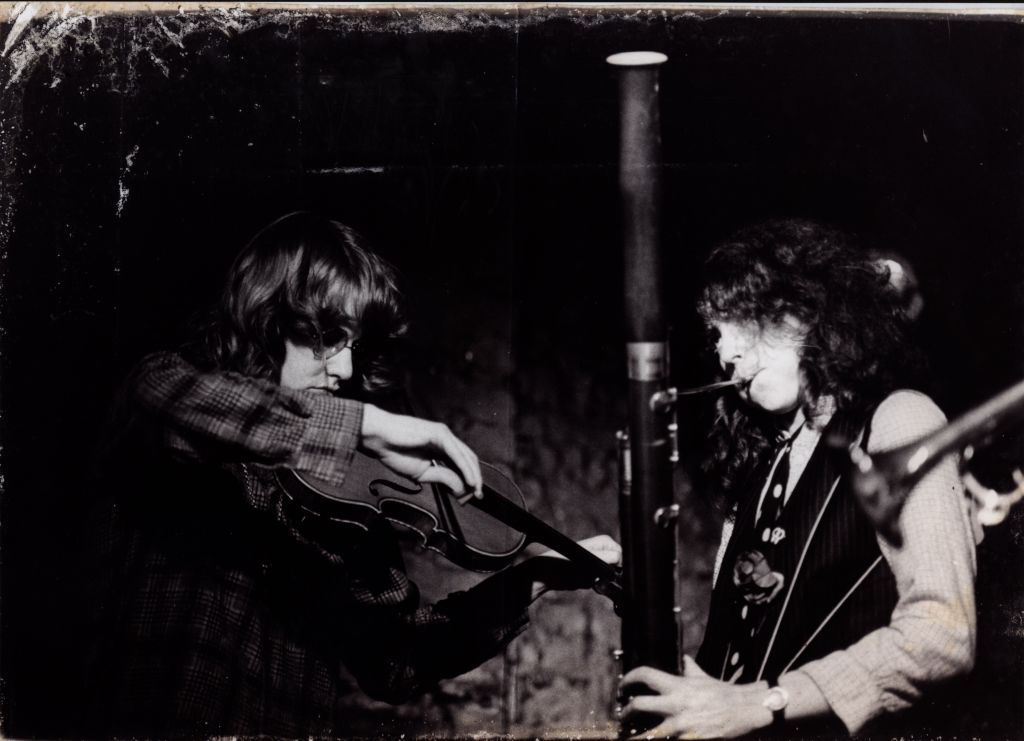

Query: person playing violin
[[620, 219, 979, 738], [81, 211, 620, 738]]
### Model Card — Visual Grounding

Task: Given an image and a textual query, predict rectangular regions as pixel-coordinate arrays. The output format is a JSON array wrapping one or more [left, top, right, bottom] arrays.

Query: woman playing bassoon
[[621, 218, 979, 738]]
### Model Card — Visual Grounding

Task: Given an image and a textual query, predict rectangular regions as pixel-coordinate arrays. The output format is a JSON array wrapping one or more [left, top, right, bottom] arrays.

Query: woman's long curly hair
[[698, 218, 913, 505], [189, 211, 408, 395]]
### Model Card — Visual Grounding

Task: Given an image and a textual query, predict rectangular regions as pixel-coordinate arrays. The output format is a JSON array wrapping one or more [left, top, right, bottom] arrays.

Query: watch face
[[763, 687, 789, 712]]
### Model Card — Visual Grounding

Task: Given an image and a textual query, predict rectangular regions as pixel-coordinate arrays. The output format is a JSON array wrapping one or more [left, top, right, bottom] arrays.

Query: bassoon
[[606, 51, 681, 715]]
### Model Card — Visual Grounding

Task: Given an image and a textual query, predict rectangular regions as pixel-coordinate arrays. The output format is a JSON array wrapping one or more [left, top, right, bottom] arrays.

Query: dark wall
[[2, 5, 1022, 738]]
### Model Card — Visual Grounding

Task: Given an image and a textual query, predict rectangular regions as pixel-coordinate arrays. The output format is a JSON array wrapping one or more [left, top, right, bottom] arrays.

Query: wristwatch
[[762, 680, 790, 729]]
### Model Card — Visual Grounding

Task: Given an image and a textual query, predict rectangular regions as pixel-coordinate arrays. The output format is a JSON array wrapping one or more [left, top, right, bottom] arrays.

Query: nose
[[716, 326, 745, 370], [324, 347, 354, 384]]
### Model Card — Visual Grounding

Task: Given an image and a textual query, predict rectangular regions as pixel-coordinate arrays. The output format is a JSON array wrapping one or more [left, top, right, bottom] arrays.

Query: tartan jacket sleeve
[[333, 525, 532, 703], [125, 351, 363, 487]]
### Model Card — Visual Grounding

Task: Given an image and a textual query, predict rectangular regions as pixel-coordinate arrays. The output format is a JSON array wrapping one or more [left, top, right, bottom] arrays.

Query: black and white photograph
[[1, 2, 1023, 739]]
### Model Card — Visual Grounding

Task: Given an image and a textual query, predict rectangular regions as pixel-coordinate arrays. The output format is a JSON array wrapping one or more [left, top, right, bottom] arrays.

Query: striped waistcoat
[[696, 408, 898, 684]]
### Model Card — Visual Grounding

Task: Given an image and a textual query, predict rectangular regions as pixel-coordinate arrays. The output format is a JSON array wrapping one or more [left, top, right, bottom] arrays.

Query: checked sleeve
[[125, 352, 363, 488]]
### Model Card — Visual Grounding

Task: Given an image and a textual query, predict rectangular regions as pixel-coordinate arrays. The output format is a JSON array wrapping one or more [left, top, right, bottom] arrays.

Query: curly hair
[[697, 218, 913, 503], [190, 211, 408, 395]]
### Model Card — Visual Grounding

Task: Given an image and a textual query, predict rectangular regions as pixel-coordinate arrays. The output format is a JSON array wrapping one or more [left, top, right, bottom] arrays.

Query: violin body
[[276, 453, 528, 572], [278, 452, 623, 605]]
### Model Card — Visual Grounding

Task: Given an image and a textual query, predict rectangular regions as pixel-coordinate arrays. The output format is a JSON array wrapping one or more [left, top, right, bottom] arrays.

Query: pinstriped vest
[[697, 407, 898, 684]]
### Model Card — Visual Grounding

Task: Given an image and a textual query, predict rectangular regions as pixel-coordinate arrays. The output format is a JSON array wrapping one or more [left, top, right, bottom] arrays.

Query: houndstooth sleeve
[[796, 390, 978, 733]]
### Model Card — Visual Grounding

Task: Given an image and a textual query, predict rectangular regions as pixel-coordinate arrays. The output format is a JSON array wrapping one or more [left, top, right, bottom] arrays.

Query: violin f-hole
[[368, 478, 422, 498]]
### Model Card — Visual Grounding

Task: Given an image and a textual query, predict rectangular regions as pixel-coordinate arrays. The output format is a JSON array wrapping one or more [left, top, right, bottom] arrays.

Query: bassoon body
[[607, 51, 680, 684]]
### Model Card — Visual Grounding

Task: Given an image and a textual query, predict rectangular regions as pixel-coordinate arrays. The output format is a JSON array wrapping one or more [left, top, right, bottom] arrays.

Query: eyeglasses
[[311, 327, 361, 361]]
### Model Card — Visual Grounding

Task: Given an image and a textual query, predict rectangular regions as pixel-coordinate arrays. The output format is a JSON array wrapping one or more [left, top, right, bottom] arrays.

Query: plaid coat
[[83, 353, 528, 738]]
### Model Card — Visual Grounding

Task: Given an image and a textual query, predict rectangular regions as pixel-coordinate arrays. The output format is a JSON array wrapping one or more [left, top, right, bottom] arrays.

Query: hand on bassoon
[[619, 656, 772, 739]]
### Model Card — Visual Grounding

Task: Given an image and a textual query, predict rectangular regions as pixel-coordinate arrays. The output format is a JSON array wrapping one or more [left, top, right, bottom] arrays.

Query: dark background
[[2, 5, 1023, 738]]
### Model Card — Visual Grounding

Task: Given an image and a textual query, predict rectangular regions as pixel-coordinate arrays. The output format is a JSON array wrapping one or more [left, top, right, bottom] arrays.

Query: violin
[[276, 454, 622, 605], [277, 453, 525, 572]]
